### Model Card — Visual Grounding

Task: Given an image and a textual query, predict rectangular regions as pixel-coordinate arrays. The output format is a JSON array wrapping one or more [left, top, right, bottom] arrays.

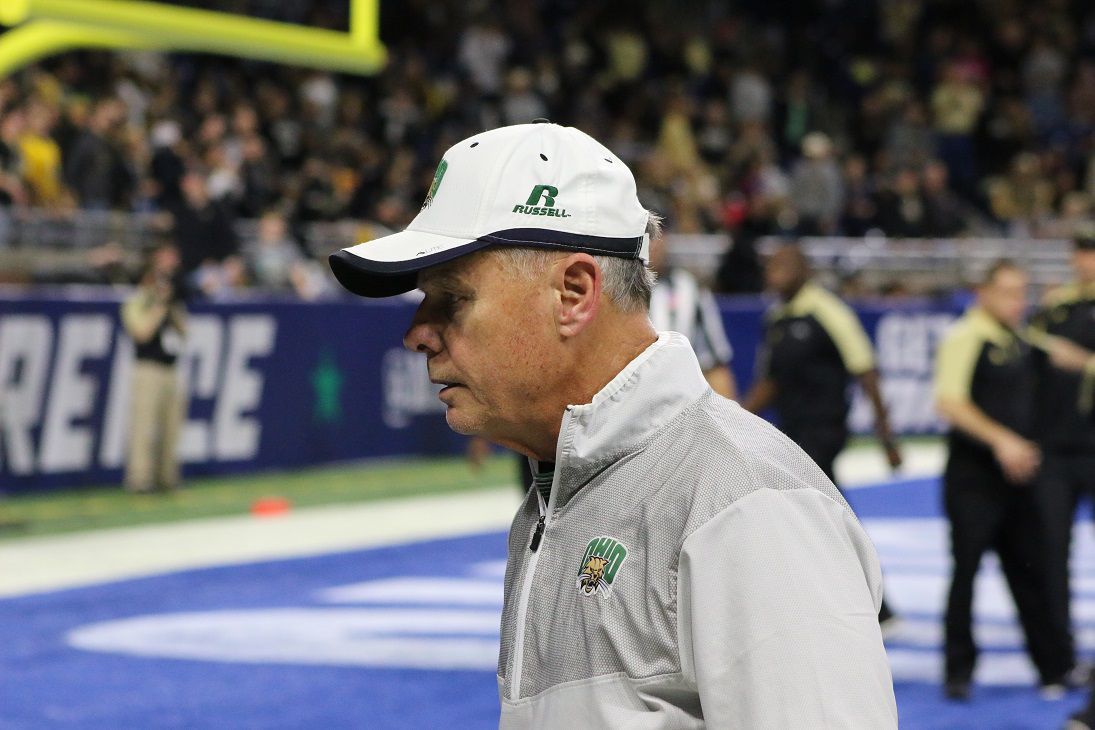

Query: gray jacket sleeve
[[677, 488, 897, 728]]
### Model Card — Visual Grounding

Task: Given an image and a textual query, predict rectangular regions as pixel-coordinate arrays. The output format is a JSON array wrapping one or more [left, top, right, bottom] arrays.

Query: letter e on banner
[[39, 315, 112, 473], [213, 315, 276, 461], [0, 315, 52, 475]]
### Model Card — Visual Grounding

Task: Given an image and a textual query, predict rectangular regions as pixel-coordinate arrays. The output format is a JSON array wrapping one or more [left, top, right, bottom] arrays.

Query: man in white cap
[[330, 121, 896, 728]]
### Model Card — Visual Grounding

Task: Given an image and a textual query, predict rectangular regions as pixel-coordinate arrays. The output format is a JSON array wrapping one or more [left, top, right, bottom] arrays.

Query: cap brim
[[329, 229, 491, 298]]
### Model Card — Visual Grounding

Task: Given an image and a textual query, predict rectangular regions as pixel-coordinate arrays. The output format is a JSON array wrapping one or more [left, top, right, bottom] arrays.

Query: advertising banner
[[0, 293, 961, 492]]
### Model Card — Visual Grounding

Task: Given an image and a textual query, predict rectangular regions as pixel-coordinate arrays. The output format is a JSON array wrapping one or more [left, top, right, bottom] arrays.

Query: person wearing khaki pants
[[121, 243, 187, 493]]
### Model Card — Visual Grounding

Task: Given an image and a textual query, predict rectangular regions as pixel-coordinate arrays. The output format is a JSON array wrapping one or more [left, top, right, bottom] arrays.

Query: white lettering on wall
[[99, 335, 134, 469], [0, 315, 52, 475], [213, 315, 276, 461], [0, 310, 279, 480], [38, 315, 112, 473], [381, 349, 444, 429], [178, 315, 223, 463], [849, 312, 956, 434]]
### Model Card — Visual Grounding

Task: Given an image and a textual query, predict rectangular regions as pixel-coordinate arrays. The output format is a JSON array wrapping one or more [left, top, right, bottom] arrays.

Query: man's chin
[[444, 409, 482, 436]]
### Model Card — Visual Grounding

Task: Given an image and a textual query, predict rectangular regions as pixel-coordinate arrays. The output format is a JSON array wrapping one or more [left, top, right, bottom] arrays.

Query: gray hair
[[492, 212, 661, 313]]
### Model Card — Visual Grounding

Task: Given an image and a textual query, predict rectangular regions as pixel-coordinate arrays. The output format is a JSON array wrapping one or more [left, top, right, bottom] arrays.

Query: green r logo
[[422, 159, 448, 209], [526, 184, 558, 208]]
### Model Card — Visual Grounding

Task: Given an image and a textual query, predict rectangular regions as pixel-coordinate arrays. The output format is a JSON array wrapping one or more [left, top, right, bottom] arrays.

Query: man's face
[[764, 249, 807, 299], [154, 246, 180, 276], [403, 252, 558, 446], [978, 267, 1028, 329]]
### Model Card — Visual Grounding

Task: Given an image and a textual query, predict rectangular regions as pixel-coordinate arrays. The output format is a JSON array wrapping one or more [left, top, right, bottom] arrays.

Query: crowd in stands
[[0, 0, 1091, 295]]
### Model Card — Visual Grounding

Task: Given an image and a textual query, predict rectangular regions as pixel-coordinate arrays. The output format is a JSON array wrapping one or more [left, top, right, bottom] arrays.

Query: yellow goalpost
[[0, 0, 387, 77]]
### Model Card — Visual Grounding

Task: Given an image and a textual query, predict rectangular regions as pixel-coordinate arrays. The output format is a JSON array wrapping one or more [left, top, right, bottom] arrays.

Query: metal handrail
[[0, 206, 1076, 292]]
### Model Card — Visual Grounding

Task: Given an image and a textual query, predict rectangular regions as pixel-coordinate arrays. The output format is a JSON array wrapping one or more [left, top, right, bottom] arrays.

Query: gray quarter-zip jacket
[[497, 333, 897, 728]]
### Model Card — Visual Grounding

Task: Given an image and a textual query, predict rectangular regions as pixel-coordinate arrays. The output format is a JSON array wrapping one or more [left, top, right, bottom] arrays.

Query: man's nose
[[403, 306, 442, 355]]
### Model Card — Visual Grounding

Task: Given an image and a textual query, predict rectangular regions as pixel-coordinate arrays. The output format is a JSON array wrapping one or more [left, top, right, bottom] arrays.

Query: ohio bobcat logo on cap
[[577, 536, 629, 598], [421, 159, 448, 210], [329, 122, 651, 298]]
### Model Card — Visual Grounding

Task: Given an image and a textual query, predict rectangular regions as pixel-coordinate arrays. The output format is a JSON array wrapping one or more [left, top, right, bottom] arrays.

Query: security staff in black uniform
[[933, 260, 1073, 701], [742, 244, 902, 626], [1029, 235, 1095, 692]]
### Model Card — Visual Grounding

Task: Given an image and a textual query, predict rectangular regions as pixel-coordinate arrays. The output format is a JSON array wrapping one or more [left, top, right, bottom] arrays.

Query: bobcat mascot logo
[[578, 556, 610, 596], [576, 536, 629, 598]]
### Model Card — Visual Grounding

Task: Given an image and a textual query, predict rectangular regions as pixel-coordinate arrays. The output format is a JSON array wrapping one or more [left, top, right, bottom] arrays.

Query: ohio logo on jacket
[[577, 536, 629, 598]]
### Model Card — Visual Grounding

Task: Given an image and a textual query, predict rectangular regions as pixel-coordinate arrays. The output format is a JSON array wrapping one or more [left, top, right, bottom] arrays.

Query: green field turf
[[0, 455, 520, 541], [0, 436, 936, 542]]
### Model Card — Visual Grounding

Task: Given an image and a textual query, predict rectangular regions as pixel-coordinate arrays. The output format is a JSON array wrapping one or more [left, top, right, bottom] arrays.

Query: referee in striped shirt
[[647, 234, 737, 399]]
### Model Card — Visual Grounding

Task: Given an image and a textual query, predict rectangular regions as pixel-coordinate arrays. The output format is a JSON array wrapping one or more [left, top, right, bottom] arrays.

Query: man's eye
[[439, 293, 466, 313]]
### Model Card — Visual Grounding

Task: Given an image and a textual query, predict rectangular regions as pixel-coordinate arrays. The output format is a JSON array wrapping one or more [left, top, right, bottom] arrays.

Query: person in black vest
[[1027, 234, 1095, 710], [742, 246, 902, 482], [742, 244, 903, 629], [933, 259, 1076, 701], [120, 243, 187, 493]]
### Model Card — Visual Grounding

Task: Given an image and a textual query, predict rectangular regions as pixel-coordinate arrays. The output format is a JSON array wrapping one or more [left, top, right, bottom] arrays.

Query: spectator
[[148, 119, 186, 209], [774, 69, 820, 158], [238, 134, 279, 218], [0, 107, 27, 207], [885, 100, 936, 171], [245, 210, 302, 292], [500, 67, 547, 126], [18, 99, 67, 208], [931, 62, 985, 199], [875, 167, 928, 238], [458, 18, 511, 96], [171, 170, 239, 291], [841, 154, 879, 236], [731, 62, 773, 124], [65, 98, 130, 209], [1021, 33, 1069, 135], [789, 132, 844, 235], [986, 151, 1054, 232], [921, 159, 968, 237]]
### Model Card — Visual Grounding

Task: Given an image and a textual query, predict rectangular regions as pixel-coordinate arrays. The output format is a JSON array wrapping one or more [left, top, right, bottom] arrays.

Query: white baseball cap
[[329, 121, 651, 297]]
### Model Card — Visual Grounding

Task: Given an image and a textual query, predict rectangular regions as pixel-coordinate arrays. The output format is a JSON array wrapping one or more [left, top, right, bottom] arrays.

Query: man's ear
[[553, 253, 601, 337]]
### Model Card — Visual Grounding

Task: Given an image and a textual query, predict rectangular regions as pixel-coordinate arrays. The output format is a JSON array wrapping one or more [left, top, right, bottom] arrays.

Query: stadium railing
[[0, 205, 1074, 293]]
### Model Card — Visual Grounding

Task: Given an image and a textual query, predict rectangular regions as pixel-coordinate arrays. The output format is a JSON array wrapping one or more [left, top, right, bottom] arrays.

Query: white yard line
[[0, 441, 945, 599], [0, 488, 523, 598], [836, 441, 944, 489]]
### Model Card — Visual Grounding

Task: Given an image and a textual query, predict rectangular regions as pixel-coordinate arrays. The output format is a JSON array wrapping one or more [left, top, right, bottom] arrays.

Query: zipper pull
[[529, 515, 546, 552]]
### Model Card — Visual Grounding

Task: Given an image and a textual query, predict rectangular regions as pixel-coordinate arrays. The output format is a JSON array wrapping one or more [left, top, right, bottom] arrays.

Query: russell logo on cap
[[512, 184, 572, 218]]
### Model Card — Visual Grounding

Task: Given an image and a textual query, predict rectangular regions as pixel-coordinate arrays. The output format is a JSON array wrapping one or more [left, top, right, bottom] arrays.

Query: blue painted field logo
[[577, 536, 628, 597]]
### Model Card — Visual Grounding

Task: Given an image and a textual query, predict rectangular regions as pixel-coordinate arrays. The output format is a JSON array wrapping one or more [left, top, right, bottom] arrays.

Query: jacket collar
[[540, 332, 710, 510]]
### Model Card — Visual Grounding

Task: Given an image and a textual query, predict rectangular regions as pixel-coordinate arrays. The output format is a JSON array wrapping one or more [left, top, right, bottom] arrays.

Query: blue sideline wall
[[0, 293, 962, 492]]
